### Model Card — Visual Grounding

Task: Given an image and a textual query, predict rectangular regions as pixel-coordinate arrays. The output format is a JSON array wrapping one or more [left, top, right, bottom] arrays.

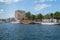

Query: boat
[[11, 20, 20, 24], [34, 21, 41, 24], [21, 20, 34, 24], [41, 22, 59, 25]]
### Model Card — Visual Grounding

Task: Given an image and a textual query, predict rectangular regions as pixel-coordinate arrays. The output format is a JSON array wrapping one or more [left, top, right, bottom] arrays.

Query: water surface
[[0, 23, 60, 40]]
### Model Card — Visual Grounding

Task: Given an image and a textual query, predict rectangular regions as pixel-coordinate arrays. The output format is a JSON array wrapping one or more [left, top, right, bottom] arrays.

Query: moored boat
[[41, 22, 59, 25], [21, 20, 34, 24], [11, 20, 20, 24]]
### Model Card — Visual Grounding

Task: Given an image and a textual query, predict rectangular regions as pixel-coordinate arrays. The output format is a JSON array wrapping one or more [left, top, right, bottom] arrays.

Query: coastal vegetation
[[0, 11, 60, 23], [25, 11, 60, 21]]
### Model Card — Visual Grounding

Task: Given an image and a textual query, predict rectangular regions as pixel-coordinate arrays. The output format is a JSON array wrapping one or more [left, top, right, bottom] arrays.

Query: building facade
[[15, 10, 25, 20]]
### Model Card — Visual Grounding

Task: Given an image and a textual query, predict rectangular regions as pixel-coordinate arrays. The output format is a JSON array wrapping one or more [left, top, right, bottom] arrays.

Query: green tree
[[54, 11, 60, 19], [25, 12, 31, 20], [30, 14, 35, 20], [36, 13, 43, 21], [50, 13, 54, 18], [44, 14, 51, 19]]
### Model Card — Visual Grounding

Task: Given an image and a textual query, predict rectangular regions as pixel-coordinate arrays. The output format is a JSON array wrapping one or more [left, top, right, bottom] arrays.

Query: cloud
[[13, 0, 23, 2], [0, 0, 4, 2], [0, 0, 12, 3], [34, 0, 56, 3], [13, 0, 19, 2], [34, 0, 45, 3], [48, 0, 53, 1], [35, 4, 51, 11], [47, 0, 56, 2], [0, 9, 4, 11], [0, 0, 23, 4], [0, 9, 4, 13]]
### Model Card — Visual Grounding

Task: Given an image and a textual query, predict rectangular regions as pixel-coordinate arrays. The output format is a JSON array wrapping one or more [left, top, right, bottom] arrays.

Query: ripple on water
[[0, 23, 60, 40]]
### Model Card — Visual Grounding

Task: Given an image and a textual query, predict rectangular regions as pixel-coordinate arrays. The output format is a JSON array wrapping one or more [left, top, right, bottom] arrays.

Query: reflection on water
[[0, 23, 60, 40]]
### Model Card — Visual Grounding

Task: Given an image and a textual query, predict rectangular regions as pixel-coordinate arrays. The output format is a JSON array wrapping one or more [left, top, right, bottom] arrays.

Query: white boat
[[11, 21, 19, 23], [41, 22, 59, 25], [11, 20, 20, 24]]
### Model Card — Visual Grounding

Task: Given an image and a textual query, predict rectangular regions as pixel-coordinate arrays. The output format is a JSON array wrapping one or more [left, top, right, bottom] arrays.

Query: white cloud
[[47, 0, 56, 2], [35, 4, 51, 11], [0, 0, 11, 3], [34, 0, 56, 3], [38, 0, 45, 2], [48, 0, 53, 1], [0, 9, 4, 12], [13, 0, 23, 2], [34, 0, 44, 3], [0, 0, 23, 4], [13, 0, 19, 2], [0, 9, 4, 13], [0, 0, 3, 2]]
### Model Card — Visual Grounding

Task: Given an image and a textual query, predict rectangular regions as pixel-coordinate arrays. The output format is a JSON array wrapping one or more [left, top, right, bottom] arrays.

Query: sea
[[0, 23, 60, 40]]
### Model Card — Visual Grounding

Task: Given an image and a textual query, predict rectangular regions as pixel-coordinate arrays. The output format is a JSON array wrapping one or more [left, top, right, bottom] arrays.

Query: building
[[15, 10, 25, 20]]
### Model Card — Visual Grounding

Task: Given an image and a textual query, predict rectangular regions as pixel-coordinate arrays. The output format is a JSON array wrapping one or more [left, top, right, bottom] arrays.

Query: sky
[[0, 0, 60, 19]]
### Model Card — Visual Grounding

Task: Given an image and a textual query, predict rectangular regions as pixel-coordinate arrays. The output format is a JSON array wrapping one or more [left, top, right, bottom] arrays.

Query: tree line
[[25, 11, 60, 21]]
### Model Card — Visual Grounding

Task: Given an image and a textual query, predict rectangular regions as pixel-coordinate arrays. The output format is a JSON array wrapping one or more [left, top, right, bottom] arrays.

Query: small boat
[[21, 20, 34, 24], [41, 22, 59, 25], [11, 20, 20, 24], [11, 21, 19, 23]]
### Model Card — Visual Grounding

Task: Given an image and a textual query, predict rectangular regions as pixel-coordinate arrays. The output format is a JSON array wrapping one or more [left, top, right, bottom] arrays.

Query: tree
[[36, 13, 43, 21], [25, 12, 31, 20], [50, 13, 54, 18], [54, 11, 60, 19], [44, 14, 51, 19], [30, 14, 35, 21]]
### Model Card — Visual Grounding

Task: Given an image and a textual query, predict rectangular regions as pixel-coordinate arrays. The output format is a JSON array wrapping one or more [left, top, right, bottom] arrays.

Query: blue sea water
[[0, 23, 60, 40]]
